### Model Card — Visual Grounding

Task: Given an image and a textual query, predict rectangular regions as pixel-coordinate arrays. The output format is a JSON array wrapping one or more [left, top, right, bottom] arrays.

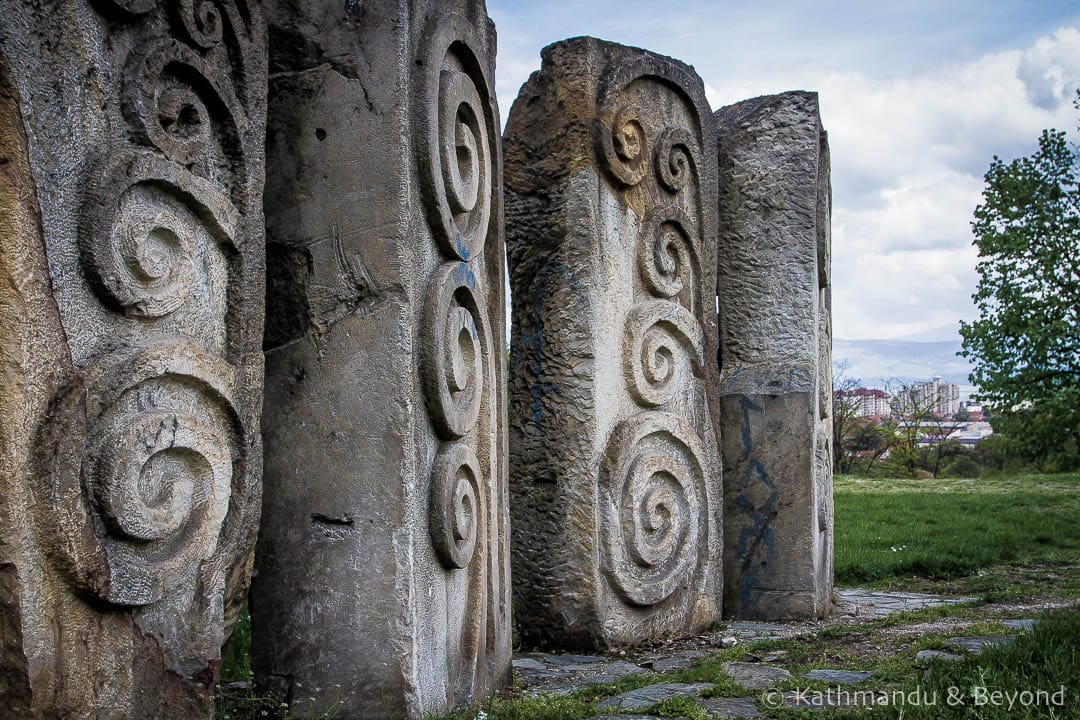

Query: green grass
[[838, 607, 1080, 720], [834, 473, 1080, 589]]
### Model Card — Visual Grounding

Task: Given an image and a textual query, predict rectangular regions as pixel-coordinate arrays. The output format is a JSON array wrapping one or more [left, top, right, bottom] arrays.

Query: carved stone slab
[[714, 91, 834, 620], [505, 38, 723, 649], [0, 1, 266, 717], [252, 1, 510, 717]]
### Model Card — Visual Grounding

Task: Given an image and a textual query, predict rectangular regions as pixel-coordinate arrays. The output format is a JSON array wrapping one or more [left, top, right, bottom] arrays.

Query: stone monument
[[505, 37, 723, 649], [0, 1, 266, 716], [714, 91, 834, 620], [252, 1, 511, 717]]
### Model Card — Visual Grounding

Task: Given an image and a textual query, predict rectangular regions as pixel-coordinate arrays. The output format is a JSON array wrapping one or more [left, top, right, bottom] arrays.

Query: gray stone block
[[505, 37, 723, 650], [251, 1, 510, 718], [598, 682, 716, 711], [721, 662, 794, 690], [0, 2, 266, 717], [714, 91, 834, 620]]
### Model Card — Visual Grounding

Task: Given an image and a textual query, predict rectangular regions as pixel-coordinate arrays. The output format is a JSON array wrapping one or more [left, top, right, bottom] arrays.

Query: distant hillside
[[833, 338, 975, 393]]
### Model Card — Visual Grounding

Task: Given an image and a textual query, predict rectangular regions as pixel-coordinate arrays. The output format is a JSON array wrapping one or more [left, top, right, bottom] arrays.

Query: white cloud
[[490, 4, 1080, 345]]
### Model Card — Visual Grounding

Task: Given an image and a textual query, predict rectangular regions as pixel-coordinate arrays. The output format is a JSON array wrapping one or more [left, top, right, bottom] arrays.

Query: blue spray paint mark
[[511, 259, 573, 425], [455, 231, 471, 261], [452, 261, 478, 291], [735, 395, 780, 612]]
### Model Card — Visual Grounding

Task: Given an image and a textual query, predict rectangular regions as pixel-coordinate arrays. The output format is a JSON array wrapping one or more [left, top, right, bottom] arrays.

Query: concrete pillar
[[252, 1, 511, 717], [714, 91, 834, 620], [505, 37, 723, 649], [0, 1, 267, 715]]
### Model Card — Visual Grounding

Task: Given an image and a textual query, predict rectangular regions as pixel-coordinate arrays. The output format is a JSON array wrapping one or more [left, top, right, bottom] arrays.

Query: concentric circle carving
[[638, 207, 699, 309], [624, 299, 705, 408], [430, 443, 484, 569], [422, 263, 491, 440], [416, 15, 496, 262], [81, 152, 239, 318], [600, 411, 706, 606]]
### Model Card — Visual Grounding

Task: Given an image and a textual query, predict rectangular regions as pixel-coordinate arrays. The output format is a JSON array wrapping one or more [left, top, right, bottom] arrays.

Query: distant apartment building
[[896, 376, 961, 417], [840, 387, 891, 418]]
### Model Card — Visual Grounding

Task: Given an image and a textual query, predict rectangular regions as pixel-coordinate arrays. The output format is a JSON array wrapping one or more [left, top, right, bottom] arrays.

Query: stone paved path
[[506, 588, 1047, 719]]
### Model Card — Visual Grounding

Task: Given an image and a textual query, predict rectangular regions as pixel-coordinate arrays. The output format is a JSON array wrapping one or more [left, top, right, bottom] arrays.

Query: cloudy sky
[[487, 0, 1080, 347]]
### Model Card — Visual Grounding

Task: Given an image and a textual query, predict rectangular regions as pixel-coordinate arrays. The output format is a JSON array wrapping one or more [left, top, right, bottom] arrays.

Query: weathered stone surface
[[0, 3, 266, 718], [946, 636, 1016, 655], [597, 682, 716, 711], [721, 662, 794, 690], [714, 91, 834, 620], [251, 1, 510, 718], [505, 37, 723, 649], [699, 696, 764, 718], [803, 669, 875, 684]]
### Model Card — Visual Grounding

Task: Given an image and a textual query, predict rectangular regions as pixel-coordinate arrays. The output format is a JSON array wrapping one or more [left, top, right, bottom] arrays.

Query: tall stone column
[[714, 91, 834, 620], [252, 1, 510, 717], [505, 38, 723, 649], [0, 1, 266, 717]]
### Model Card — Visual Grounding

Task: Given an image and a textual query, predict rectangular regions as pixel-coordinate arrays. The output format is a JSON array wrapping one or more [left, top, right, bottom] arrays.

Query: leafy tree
[[960, 93, 1080, 471], [886, 380, 961, 478]]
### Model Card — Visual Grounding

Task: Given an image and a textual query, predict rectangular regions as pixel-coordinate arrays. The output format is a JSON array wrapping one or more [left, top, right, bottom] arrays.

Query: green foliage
[[960, 93, 1080, 471], [833, 473, 1080, 586]]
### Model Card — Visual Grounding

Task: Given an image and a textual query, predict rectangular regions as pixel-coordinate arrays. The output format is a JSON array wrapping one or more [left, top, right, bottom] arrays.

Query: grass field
[[834, 472, 1080, 597]]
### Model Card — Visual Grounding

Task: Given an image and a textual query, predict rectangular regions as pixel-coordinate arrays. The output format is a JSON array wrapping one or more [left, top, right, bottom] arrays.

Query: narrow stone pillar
[[0, 1, 266, 717], [714, 91, 834, 620], [505, 38, 723, 649], [252, 1, 510, 717]]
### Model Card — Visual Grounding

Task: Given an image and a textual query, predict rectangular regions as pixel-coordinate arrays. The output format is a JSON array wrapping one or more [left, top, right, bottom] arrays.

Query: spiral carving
[[599, 105, 649, 188], [624, 299, 704, 408], [417, 16, 495, 262], [422, 263, 491, 440], [430, 443, 485, 569], [654, 127, 699, 194], [60, 341, 242, 607], [600, 411, 706, 606], [638, 207, 700, 312], [178, 0, 225, 49], [81, 153, 239, 319], [125, 38, 246, 167]]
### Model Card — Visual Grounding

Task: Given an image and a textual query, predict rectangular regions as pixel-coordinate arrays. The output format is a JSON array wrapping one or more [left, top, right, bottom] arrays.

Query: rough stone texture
[[251, 2, 510, 718], [597, 682, 716, 711], [505, 37, 723, 650], [721, 662, 794, 690], [0, 3, 265, 718], [714, 91, 834, 620], [803, 669, 875, 684], [699, 696, 764, 718]]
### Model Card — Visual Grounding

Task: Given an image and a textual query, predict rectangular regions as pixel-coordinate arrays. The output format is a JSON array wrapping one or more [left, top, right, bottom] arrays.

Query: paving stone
[[947, 636, 1016, 655], [700, 696, 765, 718], [836, 589, 976, 618], [588, 716, 671, 720], [1002, 619, 1036, 631], [803, 669, 875, 684], [914, 649, 964, 665], [650, 656, 695, 673], [512, 658, 547, 671], [722, 662, 794, 690], [545, 653, 606, 666], [597, 682, 715, 711]]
